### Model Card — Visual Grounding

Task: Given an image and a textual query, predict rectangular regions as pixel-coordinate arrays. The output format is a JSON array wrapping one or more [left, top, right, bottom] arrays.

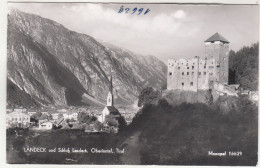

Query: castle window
[[204, 72, 206, 75], [178, 67, 180, 69], [212, 62, 214, 64], [192, 66, 194, 70], [190, 82, 193, 86], [204, 66, 206, 69], [198, 72, 201, 75], [182, 82, 184, 86], [187, 72, 189, 75], [169, 72, 172, 75], [182, 63, 183, 65], [187, 67, 189, 69], [182, 72, 184, 75]]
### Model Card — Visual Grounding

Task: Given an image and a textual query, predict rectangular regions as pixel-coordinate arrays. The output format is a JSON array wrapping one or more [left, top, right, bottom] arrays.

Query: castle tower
[[204, 32, 229, 84], [106, 74, 113, 106]]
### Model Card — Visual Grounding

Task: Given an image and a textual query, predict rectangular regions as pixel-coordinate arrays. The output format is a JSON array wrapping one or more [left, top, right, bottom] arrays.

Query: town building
[[6, 111, 30, 127], [167, 33, 229, 92], [38, 114, 50, 124], [62, 112, 78, 120], [52, 113, 61, 120], [39, 121, 53, 130]]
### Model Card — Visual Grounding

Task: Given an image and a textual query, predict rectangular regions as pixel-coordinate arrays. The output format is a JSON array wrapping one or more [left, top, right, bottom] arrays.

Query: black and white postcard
[[3, 1, 259, 166]]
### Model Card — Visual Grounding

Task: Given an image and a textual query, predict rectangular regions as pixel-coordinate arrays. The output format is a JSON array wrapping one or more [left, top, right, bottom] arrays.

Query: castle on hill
[[167, 33, 229, 92]]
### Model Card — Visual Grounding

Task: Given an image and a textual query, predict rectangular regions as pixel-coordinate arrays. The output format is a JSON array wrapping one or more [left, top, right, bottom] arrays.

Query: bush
[[138, 87, 161, 107]]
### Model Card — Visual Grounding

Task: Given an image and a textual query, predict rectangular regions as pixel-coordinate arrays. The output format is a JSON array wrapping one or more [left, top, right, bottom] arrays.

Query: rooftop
[[7, 112, 30, 118], [205, 32, 229, 43], [106, 106, 119, 112]]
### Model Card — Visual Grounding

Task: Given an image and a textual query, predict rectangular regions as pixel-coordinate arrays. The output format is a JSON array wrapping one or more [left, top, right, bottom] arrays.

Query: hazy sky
[[8, 3, 259, 63]]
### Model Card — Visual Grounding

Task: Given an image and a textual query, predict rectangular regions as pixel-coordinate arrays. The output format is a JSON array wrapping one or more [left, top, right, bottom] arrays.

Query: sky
[[8, 3, 259, 63]]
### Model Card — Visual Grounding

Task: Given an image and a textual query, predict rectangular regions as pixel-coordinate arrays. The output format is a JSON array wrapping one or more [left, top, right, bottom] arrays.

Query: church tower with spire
[[100, 72, 121, 124], [106, 74, 114, 106]]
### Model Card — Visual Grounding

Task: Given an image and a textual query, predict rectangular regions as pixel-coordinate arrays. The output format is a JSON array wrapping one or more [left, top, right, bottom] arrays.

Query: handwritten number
[[144, 8, 150, 15], [118, 5, 124, 13], [125, 8, 130, 14], [132, 7, 138, 14], [138, 8, 143, 15], [118, 6, 150, 15]]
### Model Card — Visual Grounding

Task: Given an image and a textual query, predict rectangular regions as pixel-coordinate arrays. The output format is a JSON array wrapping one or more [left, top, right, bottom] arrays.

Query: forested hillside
[[229, 43, 258, 90], [127, 96, 258, 165]]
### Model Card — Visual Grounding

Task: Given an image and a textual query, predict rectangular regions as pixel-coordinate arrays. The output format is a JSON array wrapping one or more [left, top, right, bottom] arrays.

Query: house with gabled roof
[[39, 121, 53, 130]]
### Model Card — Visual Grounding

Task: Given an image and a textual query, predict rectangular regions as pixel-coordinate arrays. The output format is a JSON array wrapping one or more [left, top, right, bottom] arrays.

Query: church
[[98, 74, 121, 123]]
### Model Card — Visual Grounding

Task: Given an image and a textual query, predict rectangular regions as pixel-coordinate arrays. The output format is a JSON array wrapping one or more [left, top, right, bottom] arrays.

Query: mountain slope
[[7, 9, 167, 107], [101, 42, 167, 88]]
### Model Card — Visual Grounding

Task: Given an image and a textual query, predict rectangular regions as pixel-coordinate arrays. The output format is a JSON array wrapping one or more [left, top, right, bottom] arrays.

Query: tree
[[31, 112, 42, 124], [161, 82, 167, 91], [77, 112, 97, 124], [229, 43, 259, 90], [93, 121, 103, 131], [138, 87, 161, 107], [65, 118, 73, 128], [105, 115, 119, 127], [118, 116, 127, 131]]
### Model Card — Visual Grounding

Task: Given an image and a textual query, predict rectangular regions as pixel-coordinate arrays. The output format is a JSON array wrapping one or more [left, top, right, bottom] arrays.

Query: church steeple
[[109, 73, 113, 93], [106, 72, 114, 106]]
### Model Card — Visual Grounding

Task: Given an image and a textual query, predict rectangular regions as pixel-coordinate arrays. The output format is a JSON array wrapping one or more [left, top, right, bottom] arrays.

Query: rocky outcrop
[[163, 89, 212, 106], [164, 85, 256, 113]]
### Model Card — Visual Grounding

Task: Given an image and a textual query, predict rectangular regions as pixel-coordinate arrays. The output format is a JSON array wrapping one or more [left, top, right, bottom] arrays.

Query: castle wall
[[167, 57, 217, 91], [197, 58, 216, 90], [167, 58, 198, 91]]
